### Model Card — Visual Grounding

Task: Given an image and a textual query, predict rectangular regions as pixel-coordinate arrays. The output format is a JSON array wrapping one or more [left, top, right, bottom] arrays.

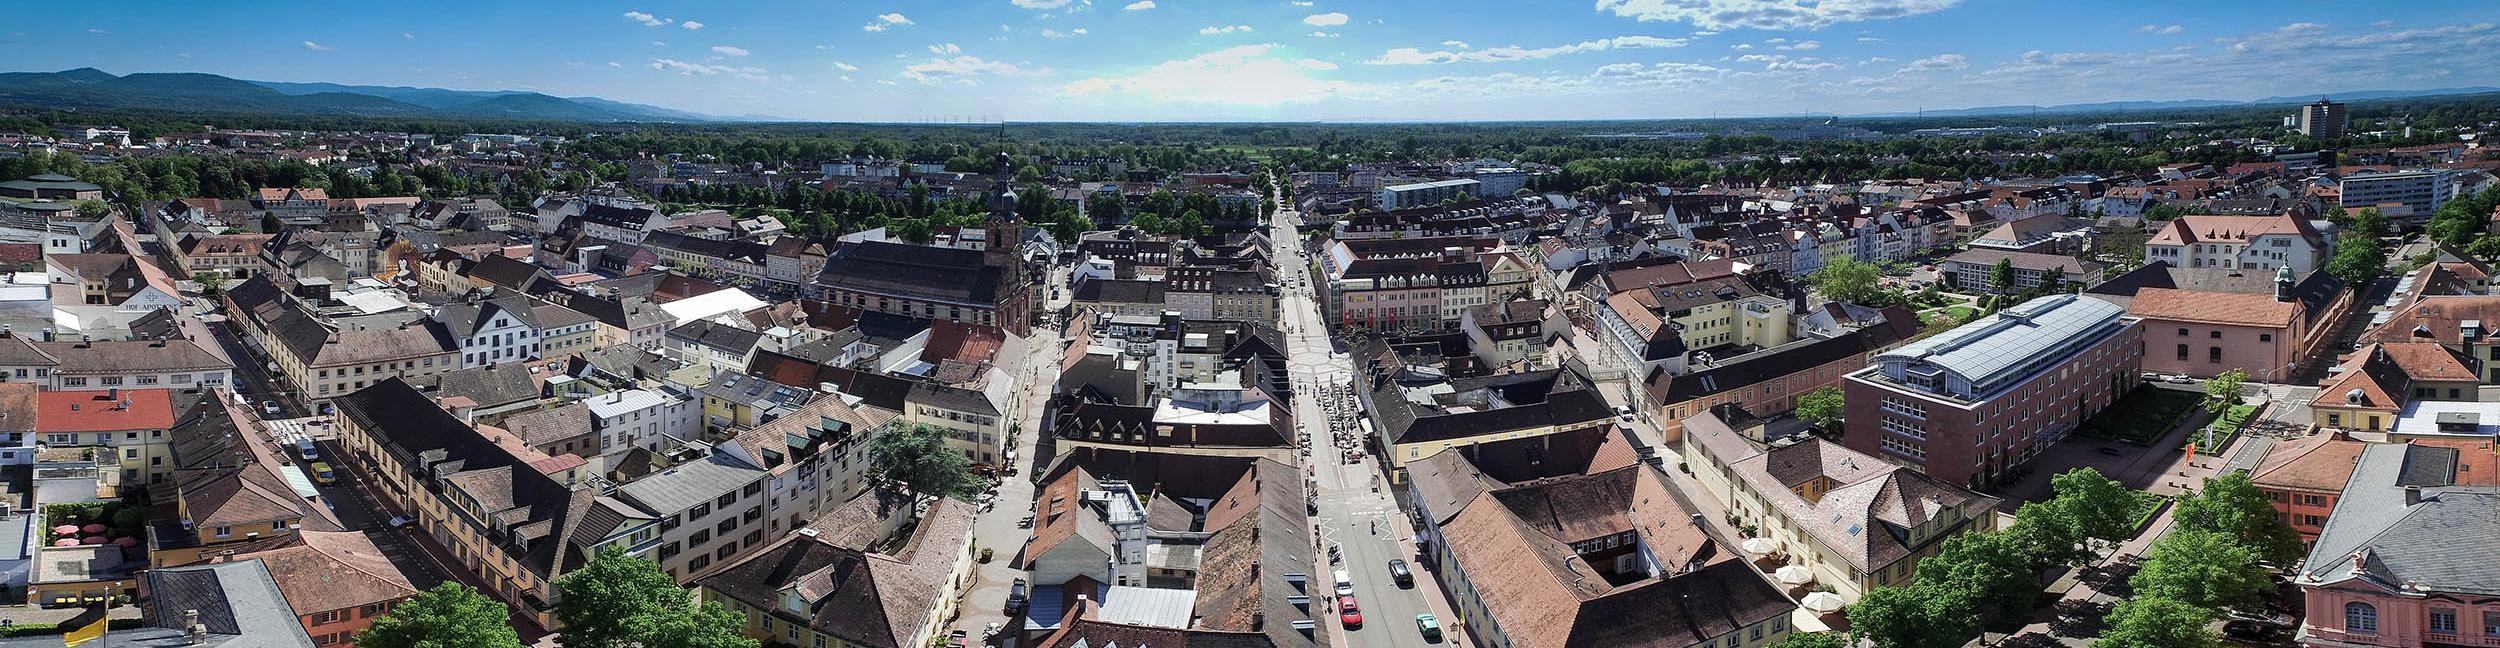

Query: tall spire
[[988, 151, 1017, 218]]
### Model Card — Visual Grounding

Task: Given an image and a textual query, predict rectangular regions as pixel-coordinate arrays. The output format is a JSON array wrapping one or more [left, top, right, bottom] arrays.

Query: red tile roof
[[2129, 288, 2301, 328], [37, 389, 175, 433]]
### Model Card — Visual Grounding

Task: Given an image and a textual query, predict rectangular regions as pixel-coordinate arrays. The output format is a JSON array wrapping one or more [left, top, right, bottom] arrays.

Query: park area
[[2078, 387, 2205, 446]]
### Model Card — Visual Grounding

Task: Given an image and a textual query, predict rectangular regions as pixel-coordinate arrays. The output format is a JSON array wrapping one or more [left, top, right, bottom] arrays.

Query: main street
[[1266, 192, 1468, 647], [949, 260, 1074, 646]]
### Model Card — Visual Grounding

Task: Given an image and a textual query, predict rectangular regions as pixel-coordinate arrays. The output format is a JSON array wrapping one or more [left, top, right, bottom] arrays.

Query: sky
[[10, 1, 2500, 122]]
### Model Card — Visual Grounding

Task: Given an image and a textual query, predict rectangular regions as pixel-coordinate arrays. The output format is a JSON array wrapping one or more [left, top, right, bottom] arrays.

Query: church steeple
[[987, 151, 1018, 220]]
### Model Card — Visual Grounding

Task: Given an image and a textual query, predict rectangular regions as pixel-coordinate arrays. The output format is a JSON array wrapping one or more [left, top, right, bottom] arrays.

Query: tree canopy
[[870, 423, 986, 500], [2130, 529, 2270, 611], [1794, 386, 1846, 431], [1808, 258, 1885, 305], [355, 583, 525, 648], [2173, 473, 2304, 566], [2098, 596, 2221, 648], [555, 546, 754, 648]]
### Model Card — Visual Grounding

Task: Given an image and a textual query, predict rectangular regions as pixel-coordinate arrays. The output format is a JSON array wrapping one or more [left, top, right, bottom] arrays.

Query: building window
[[2177, 328, 2188, 336], [2346, 602, 2377, 634], [2483, 611, 2500, 637], [2208, 331, 2221, 339], [2209, 348, 2222, 363], [2258, 334, 2273, 342], [2177, 344, 2189, 361]]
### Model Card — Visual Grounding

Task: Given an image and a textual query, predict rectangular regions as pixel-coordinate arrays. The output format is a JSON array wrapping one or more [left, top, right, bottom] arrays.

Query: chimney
[[2405, 487, 2422, 506], [108, 387, 118, 401], [185, 609, 205, 645]]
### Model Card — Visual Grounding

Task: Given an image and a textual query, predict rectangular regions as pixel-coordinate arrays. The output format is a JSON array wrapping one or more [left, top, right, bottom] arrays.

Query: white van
[[1333, 570, 1354, 596]]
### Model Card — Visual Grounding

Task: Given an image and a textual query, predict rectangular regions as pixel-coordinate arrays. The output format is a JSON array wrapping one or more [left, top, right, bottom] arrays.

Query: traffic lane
[[311, 438, 384, 529], [207, 321, 306, 418], [1322, 491, 1434, 647]]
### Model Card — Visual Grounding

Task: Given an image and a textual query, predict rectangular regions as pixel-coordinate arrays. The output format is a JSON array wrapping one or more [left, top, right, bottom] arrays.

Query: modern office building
[[1375, 178, 1480, 211], [1843, 294, 2144, 487], [2341, 169, 2457, 228], [2296, 99, 2348, 139]]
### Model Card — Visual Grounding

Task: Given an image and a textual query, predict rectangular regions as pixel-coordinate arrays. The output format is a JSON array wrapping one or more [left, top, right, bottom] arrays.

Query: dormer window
[[783, 591, 805, 613]]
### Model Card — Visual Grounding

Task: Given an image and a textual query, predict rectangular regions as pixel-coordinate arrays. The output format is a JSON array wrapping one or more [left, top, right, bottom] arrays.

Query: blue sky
[[10, 1, 2500, 122]]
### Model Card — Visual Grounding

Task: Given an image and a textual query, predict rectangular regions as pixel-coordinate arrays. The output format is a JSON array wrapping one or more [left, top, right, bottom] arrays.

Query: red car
[[1338, 595, 1363, 629]]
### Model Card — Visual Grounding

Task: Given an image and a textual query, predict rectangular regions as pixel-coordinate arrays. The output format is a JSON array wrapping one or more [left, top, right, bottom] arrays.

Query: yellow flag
[[61, 603, 107, 647]]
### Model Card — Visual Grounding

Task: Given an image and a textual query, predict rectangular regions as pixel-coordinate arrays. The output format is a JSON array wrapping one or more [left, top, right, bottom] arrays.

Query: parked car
[[307, 462, 337, 485], [1614, 405, 1636, 422], [1416, 613, 1443, 643], [263, 401, 283, 415], [1337, 595, 1362, 629], [1333, 569, 1355, 596], [294, 437, 320, 462], [1388, 559, 1413, 588], [1005, 580, 1029, 614], [2166, 374, 2198, 384], [948, 630, 969, 648]]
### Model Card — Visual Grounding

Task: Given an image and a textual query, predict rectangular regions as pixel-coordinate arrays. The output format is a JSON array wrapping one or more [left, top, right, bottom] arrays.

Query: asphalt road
[[1269, 203, 1462, 647], [203, 318, 311, 419]]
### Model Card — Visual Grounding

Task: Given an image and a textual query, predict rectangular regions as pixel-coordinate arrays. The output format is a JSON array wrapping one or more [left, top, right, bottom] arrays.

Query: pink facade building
[[2297, 441, 2500, 648]]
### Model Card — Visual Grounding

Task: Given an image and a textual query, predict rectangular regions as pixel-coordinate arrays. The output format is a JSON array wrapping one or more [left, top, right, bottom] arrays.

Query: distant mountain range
[[1851, 87, 2500, 119], [0, 68, 723, 122]]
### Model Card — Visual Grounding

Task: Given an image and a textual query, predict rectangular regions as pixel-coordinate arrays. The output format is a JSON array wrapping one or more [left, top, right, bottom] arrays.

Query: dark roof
[[1645, 314, 1917, 405], [816, 240, 1007, 306], [667, 319, 765, 353], [334, 380, 600, 581], [1070, 278, 1167, 305], [410, 363, 546, 409], [467, 255, 552, 292], [137, 560, 318, 648], [1362, 364, 1613, 445]]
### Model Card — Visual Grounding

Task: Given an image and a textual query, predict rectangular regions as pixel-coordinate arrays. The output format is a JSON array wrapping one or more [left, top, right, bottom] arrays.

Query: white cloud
[[1731, 43, 1753, 50], [1290, 0, 1313, 5], [1309, 31, 1338, 38], [1594, 0, 1960, 31], [1775, 39, 1820, 50], [1897, 52, 1967, 72], [681, 20, 705, 30], [1201, 25, 1254, 35], [904, 55, 1037, 84], [623, 11, 670, 27], [1365, 35, 1687, 65], [86, 28, 107, 34], [1856, 36, 1883, 43], [651, 41, 667, 46], [712, 45, 749, 56], [608, 61, 622, 67], [929, 43, 963, 56], [1067, 43, 1350, 105], [1441, 40, 1469, 48], [301, 40, 332, 51], [402, 32, 414, 39], [2158, 24, 2184, 35], [834, 61, 860, 71], [1124, 0, 1156, 9], [2138, 24, 2186, 35], [1303, 12, 1348, 27], [1297, 59, 1338, 70], [648, 57, 771, 82], [1012, 0, 1074, 8], [864, 13, 913, 32]]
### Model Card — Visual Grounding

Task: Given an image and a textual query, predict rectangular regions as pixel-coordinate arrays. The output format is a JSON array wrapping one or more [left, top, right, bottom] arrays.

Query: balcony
[[2425, 633, 2500, 647]]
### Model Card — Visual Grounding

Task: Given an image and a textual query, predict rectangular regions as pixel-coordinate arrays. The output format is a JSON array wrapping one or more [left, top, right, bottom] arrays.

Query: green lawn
[[2078, 386, 2205, 446], [2191, 403, 2257, 453]]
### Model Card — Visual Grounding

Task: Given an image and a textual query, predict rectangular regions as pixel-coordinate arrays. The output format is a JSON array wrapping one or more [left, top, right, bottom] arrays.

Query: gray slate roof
[[616, 452, 767, 516], [2302, 442, 2500, 596], [133, 560, 318, 648]]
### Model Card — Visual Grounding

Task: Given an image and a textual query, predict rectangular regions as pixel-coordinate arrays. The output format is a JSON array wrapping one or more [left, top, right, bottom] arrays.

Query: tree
[[260, 212, 283, 234], [1913, 531, 2038, 625], [191, 272, 224, 297], [73, 199, 110, 219], [1807, 258, 1884, 305], [1795, 386, 1845, 432], [355, 583, 524, 648], [2202, 368, 2247, 414], [2351, 207, 2390, 239], [2469, 236, 2500, 260], [1848, 584, 1978, 648], [2130, 529, 2269, 611], [1990, 258, 2016, 294], [2008, 500, 2092, 569], [2173, 473, 2304, 566], [2048, 468, 2141, 548], [2325, 239, 2386, 293], [870, 423, 985, 500], [2098, 597, 2220, 648], [1762, 631, 1850, 648]]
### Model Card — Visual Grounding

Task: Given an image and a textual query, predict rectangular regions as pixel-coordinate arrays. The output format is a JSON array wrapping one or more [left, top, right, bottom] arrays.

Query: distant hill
[[0, 68, 721, 122], [1855, 87, 2500, 119]]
